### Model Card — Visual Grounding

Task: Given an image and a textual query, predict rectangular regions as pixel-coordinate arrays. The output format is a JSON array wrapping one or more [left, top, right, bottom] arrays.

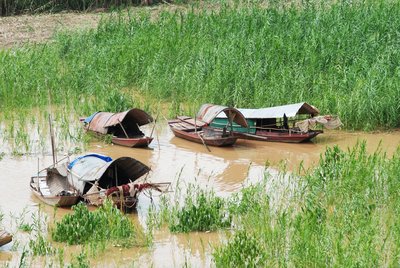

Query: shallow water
[[1, 122, 400, 267]]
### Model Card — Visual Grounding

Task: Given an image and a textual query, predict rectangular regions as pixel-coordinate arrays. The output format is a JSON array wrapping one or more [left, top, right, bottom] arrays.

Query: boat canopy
[[85, 109, 153, 135], [196, 104, 248, 127], [217, 102, 320, 119], [67, 154, 150, 194]]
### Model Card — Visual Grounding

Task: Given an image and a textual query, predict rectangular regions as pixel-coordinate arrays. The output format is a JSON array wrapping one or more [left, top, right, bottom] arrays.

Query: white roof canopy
[[217, 102, 320, 119]]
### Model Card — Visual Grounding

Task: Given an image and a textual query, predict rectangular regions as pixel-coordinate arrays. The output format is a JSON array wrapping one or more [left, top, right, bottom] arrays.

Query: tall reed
[[1, 1, 400, 129]]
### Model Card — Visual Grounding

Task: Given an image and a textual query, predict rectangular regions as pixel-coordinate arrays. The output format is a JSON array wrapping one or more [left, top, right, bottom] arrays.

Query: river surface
[[1, 122, 400, 267]]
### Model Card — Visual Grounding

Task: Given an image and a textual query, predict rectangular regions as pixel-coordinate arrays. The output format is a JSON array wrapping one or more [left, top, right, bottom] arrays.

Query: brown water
[[1, 123, 400, 267]]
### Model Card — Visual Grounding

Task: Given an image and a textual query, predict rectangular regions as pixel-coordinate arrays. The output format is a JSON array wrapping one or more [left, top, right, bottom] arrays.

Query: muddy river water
[[1, 122, 400, 267]]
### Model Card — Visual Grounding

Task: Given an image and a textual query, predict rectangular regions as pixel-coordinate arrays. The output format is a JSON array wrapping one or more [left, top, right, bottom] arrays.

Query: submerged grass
[[170, 184, 231, 232], [2, 1, 400, 130]]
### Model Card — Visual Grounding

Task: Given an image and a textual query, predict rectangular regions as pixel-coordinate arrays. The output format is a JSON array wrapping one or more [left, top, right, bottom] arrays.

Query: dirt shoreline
[[0, 5, 189, 49], [0, 12, 101, 48]]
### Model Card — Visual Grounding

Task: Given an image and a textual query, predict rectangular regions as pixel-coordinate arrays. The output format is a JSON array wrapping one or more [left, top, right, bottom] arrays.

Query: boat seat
[[171, 121, 199, 131], [177, 116, 207, 127], [39, 180, 51, 196]]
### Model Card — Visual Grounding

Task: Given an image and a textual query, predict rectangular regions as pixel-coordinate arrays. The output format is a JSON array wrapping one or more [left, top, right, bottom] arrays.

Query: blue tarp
[[68, 154, 112, 169], [84, 112, 100, 124]]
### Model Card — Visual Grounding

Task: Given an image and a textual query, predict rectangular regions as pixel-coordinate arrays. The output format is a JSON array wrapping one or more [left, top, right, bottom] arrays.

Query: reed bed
[[1, 1, 400, 130]]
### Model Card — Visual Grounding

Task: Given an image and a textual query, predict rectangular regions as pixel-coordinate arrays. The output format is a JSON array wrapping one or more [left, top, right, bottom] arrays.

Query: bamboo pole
[[118, 119, 129, 138], [48, 114, 56, 166]]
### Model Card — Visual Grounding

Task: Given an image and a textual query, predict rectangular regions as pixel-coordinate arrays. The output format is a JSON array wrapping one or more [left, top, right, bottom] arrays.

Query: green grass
[[169, 184, 232, 232], [1, 1, 400, 131], [213, 142, 400, 267]]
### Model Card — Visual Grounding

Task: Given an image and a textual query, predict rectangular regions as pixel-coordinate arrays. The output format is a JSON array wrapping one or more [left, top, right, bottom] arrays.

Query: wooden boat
[[168, 104, 248, 147], [83, 108, 154, 148], [212, 102, 342, 143], [30, 116, 80, 207], [234, 129, 323, 143], [30, 157, 80, 207], [112, 136, 153, 147], [0, 230, 12, 247]]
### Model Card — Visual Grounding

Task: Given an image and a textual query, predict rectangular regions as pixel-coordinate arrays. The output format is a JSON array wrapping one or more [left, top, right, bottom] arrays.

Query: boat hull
[[236, 130, 322, 143], [112, 136, 154, 147], [0, 230, 12, 247], [30, 187, 80, 207], [170, 127, 237, 147], [30, 171, 80, 207]]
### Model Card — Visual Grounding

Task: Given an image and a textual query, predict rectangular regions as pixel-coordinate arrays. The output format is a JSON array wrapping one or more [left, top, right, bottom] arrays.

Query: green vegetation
[[52, 200, 148, 248], [213, 229, 267, 267], [68, 250, 91, 268], [213, 142, 400, 266], [2, 1, 400, 131], [159, 184, 232, 232]]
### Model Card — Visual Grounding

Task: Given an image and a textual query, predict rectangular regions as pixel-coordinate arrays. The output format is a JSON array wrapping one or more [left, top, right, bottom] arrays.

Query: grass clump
[[52, 200, 147, 247], [162, 185, 232, 233], [68, 250, 90, 268], [213, 229, 266, 267]]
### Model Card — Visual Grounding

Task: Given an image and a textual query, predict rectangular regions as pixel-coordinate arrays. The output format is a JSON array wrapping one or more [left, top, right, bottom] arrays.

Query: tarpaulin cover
[[85, 109, 153, 135], [68, 154, 112, 169], [84, 112, 99, 124], [67, 155, 150, 194], [196, 104, 248, 127]]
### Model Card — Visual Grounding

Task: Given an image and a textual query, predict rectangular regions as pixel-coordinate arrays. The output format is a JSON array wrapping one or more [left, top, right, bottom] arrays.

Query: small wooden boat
[[168, 104, 248, 147], [169, 117, 238, 147], [212, 102, 342, 143], [0, 230, 12, 247], [30, 158, 80, 207], [233, 129, 323, 143], [83, 108, 154, 148], [30, 116, 80, 207], [112, 136, 153, 147]]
